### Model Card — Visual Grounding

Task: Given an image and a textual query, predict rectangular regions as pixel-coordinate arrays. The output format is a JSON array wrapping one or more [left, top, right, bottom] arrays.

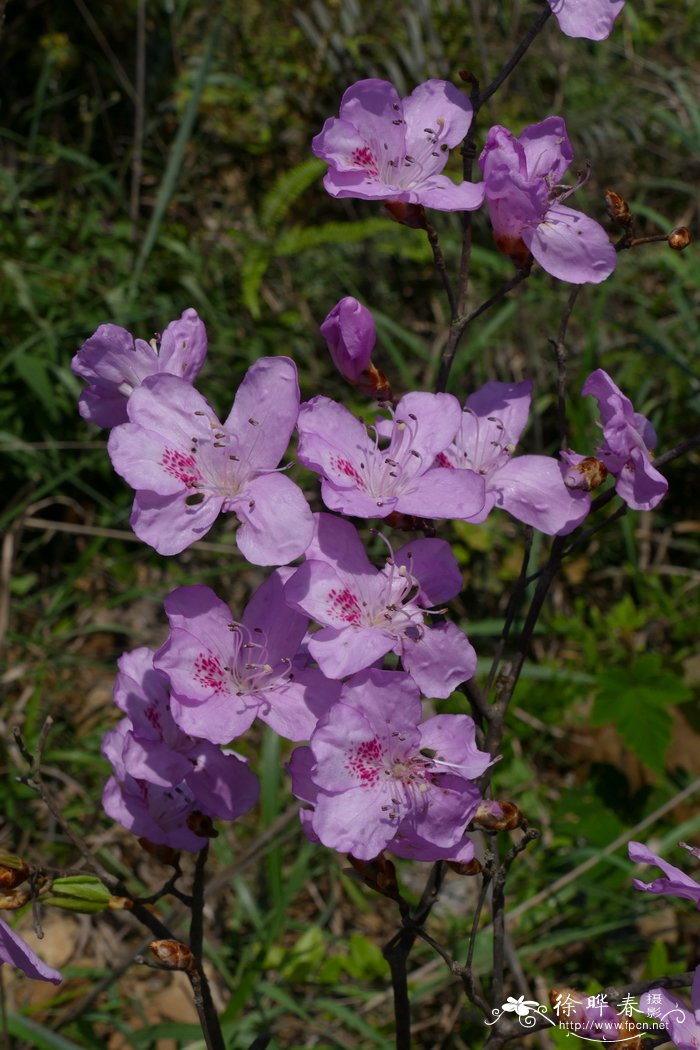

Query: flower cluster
[[67, 301, 668, 865]]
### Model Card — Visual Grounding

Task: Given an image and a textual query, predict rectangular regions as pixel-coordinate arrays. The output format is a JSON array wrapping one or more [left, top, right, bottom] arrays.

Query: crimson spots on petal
[[344, 737, 385, 785], [329, 454, 365, 488], [350, 145, 379, 176], [327, 586, 363, 625], [160, 447, 201, 485], [434, 451, 454, 469], [193, 652, 226, 693]]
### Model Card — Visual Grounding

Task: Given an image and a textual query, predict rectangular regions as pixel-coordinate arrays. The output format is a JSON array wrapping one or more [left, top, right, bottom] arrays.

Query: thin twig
[[477, 8, 553, 110], [425, 218, 457, 316]]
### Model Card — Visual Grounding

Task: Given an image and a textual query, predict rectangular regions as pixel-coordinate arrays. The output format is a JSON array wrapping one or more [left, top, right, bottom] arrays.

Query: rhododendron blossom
[[288, 744, 478, 864], [107, 357, 313, 562], [547, 0, 626, 41], [296, 392, 485, 521], [285, 513, 476, 697], [155, 575, 339, 745], [479, 116, 617, 284], [567, 369, 668, 511], [313, 78, 484, 211], [288, 669, 491, 860], [436, 379, 590, 534], [628, 841, 700, 909], [102, 648, 259, 850], [72, 308, 207, 428], [0, 919, 62, 984]]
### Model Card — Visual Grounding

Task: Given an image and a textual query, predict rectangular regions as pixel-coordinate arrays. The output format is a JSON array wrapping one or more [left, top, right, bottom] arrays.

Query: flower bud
[[42, 874, 112, 913], [0, 851, 30, 891], [473, 800, 523, 832], [149, 939, 196, 972], [668, 226, 691, 251], [320, 297, 376, 384], [0, 889, 31, 909], [605, 188, 633, 227]]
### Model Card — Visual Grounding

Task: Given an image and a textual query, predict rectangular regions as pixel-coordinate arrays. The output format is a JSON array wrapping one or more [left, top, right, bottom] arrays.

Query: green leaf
[[591, 654, 690, 775], [260, 158, 326, 230], [6, 1014, 85, 1050]]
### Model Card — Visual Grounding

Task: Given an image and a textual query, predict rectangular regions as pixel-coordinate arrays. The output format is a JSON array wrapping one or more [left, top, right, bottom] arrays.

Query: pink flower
[[628, 841, 700, 909], [574, 369, 668, 511], [547, 0, 626, 41], [313, 79, 484, 212], [72, 308, 207, 428], [288, 669, 491, 860], [436, 379, 590, 534], [285, 513, 476, 698], [101, 647, 259, 850], [154, 574, 339, 744], [479, 116, 617, 284], [296, 392, 485, 521], [0, 919, 62, 984], [107, 357, 313, 562]]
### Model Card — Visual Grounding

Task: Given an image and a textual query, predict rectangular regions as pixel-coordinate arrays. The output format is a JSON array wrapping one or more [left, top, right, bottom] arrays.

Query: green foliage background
[[1, 1, 699, 1047]]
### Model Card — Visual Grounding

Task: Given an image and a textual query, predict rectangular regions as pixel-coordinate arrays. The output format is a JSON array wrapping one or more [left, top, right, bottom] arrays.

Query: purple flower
[[548, 1, 626, 41], [288, 669, 491, 860], [285, 513, 476, 697], [628, 841, 700, 909], [312, 78, 484, 212], [107, 356, 313, 562], [0, 919, 62, 984], [102, 648, 259, 851], [435, 379, 591, 534], [296, 392, 485, 521], [639, 965, 700, 1050], [154, 574, 339, 744], [575, 369, 668, 511], [320, 297, 375, 383], [289, 745, 477, 864], [72, 308, 207, 428], [479, 116, 617, 284]]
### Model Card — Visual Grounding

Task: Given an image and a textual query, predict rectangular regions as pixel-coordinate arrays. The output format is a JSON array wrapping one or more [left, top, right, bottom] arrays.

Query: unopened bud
[[383, 200, 428, 229], [668, 226, 691, 251], [447, 858, 482, 876], [0, 889, 31, 909], [605, 188, 633, 227], [347, 853, 400, 901], [42, 874, 111, 914], [0, 851, 30, 891], [138, 839, 181, 867], [186, 811, 217, 839], [149, 939, 196, 972], [473, 800, 523, 832]]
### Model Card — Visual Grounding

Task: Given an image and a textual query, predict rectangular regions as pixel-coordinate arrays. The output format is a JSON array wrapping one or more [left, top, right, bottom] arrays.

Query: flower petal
[[224, 357, 300, 467], [233, 472, 314, 566], [524, 203, 617, 284]]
